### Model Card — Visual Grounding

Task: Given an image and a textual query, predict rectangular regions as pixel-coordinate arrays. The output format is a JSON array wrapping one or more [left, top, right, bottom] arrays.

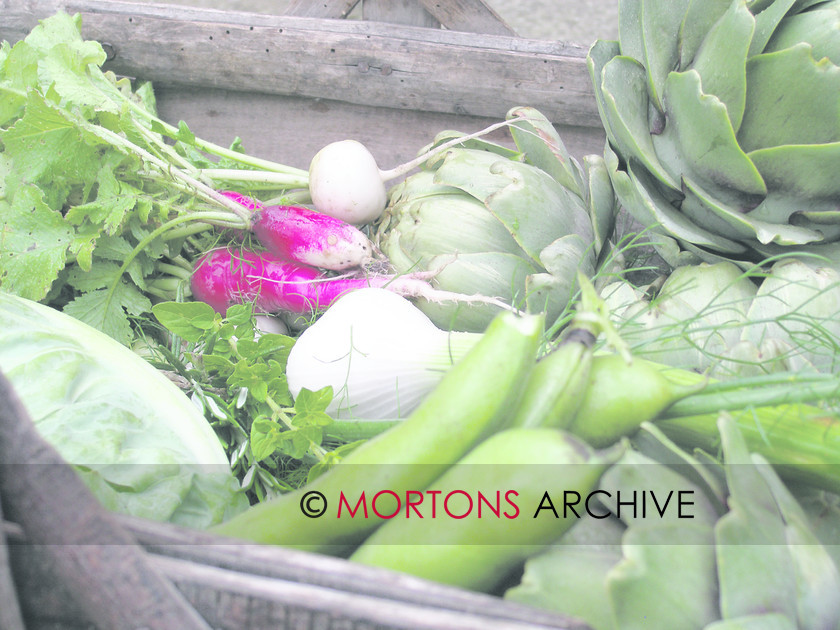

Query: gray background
[[135, 0, 620, 46]]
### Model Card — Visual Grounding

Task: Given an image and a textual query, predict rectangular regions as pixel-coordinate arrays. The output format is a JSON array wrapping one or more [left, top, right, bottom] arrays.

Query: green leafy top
[[0, 12, 305, 343]]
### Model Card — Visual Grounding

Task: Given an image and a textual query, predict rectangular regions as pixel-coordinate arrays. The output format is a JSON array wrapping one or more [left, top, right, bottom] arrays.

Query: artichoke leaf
[[688, 0, 754, 132], [798, 487, 840, 575], [754, 455, 840, 629], [650, 232, 710, 267], [764, 1, 840, 65], [416, 251, 538, 332], [682, 176, 826, 246], [749, 0, 801, 57], [524, 272, 575, 326], [678, 0, 736, 69], [506, 545, 621, 630], [633, 422, 728, 509], [585, 153, 619, 255], [652, 70, 768, 205], [751, 239, 840, 272], [739, 44, 840, 152], [747, 141, 840, 198], [600, 450, 721, 529], [587, 40, 625, 151], [483, 159, 594, 264], [507, 105, 585, 196], [526, 232, 598, 319], [715, 415, 800, 622], [606, 522, 719, 630], [740, 258, 840, 373], [640, 0, 693, 111], [618, 0, 644, 62], [392, 194, 527, 264], [430, 147, 512, 200], [539, 232, 596, 278], [605, 146, 748, 255], [600, 54, 682, 191]]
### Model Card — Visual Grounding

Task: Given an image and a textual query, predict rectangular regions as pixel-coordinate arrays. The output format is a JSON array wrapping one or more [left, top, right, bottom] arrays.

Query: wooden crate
[[0, 2, 605, 628], [0, 0, 605, 171]]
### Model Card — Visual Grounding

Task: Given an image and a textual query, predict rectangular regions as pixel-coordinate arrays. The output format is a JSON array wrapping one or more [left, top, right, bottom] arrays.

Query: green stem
[[149, 276, 184, 292], [103, 211, 242, 322], [265, 395, 328, 461], [133, 121, 203, 178], [90, 125, 253, 223], [145, 285, 176, 300], [121, 96, 309, 177], [170, 255, 196, 272], [155, 262, 191, 281], [199, 168, 309, 189], [264, 189, 312, 205], [325, 420, 399, 443], [161, 221, 215, 241], [664, 378, 840, 419]]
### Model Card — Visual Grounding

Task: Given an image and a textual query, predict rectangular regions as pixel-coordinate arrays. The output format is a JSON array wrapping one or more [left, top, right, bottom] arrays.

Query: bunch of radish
[[191, 192, 512, 319], [192, 119, 523, 320]]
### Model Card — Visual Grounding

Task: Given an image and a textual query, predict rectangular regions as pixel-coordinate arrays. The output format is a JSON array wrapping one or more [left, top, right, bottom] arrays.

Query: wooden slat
[[0, 0, 600, 128], [5, 516, 592, 630], [285, 0, 361, 18], [418, 0, 516, 35], [124, 514, 587, 628]]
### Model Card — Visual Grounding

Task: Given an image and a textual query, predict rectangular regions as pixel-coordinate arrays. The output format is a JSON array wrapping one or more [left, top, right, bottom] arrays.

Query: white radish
[[307, 117, 523, 225]]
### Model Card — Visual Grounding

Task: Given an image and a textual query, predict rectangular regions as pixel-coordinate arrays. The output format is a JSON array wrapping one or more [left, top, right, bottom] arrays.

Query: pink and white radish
[[190, 247, 518, 318], [219, 191, 373, 271]]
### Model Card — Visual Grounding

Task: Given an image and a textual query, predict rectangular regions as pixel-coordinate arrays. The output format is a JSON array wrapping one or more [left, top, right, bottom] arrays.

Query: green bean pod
[[210, 311, 543, 550], [566, 354, 701, 448], [349, 427, 623, 593], [510, 328, 596, 429]]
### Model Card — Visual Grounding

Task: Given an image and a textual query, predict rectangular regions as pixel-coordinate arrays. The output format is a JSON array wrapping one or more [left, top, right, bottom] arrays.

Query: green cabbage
[[0, 292, 248, 528]]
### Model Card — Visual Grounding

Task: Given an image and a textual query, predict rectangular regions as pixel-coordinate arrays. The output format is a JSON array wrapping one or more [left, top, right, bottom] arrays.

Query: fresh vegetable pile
[[2, 5, 840, 630]]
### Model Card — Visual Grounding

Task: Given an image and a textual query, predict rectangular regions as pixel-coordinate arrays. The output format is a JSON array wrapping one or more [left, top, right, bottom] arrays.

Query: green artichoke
[[506, 420, 840, 630], [602, 258, 840, 375], [376, 107, 617, 332], [588, 0, 840, 269]]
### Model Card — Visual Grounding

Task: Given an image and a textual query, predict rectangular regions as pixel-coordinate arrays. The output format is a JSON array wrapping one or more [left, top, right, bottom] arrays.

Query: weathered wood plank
[[120, 514, 586, 629], [285, 0, 360, 18], [0, 0, 600, 128], [418, 0, 516, 35], [159, 555, 574, 630], [6, 519, 591, 630], [363, 0, 440, 28]]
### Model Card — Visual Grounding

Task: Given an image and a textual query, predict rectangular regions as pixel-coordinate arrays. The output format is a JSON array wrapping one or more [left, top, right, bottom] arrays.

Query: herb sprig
[[150, 300, 363, 502]]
